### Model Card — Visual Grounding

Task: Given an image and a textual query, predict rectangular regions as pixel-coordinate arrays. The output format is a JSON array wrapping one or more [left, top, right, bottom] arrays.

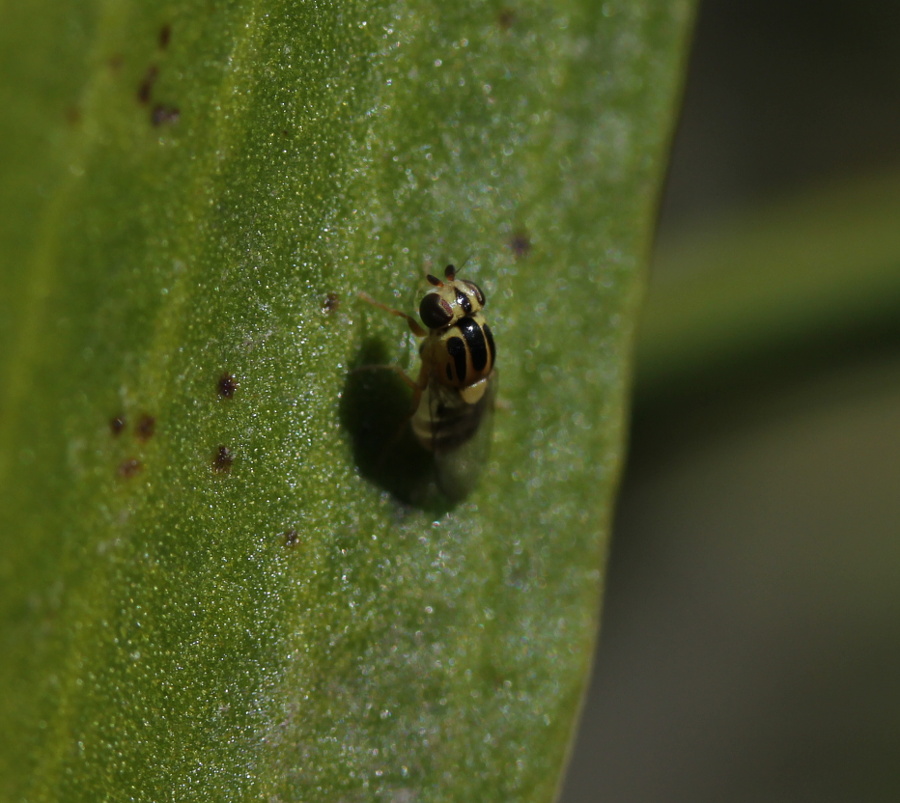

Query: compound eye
[[464, 281, 485, 306], [419, 293, 454, 329]]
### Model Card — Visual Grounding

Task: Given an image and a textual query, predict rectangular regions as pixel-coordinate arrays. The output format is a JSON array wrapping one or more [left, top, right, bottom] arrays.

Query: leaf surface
[[0, 1, 693, 799]]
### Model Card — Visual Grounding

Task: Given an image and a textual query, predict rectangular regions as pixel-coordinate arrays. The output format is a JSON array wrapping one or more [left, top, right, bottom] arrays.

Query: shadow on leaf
[[341, 338, 456, 513]]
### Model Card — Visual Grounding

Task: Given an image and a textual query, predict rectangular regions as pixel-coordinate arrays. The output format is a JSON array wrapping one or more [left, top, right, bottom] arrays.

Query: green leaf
[[0, 1, 692, 799]]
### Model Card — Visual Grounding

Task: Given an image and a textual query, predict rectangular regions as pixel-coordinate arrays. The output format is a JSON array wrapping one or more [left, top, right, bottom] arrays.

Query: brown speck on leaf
[[218, 373, 238, 398], [110, 416, 126, 436], [282, 529, 300, 547], [117, 458, 143, 478], [212, 445, 234, 473], [137, 64, 158, 105], [508, 230, 531, 259], [65, 106, 82, 127], [136, 414, 156, 441], [158, 23, 172, 50], [322, 292, 340, 314], [498, 8, 516, 29], [151, 103, 180, 126], [108, 54, 124, 73]]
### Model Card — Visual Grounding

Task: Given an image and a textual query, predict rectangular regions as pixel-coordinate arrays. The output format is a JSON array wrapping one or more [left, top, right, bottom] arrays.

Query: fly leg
[[351, 363, 423, 416], [358, 292, 428, 337]]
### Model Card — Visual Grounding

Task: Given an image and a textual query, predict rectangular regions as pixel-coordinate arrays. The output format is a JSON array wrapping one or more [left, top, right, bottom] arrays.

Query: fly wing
[[429, 372, 498, 502]]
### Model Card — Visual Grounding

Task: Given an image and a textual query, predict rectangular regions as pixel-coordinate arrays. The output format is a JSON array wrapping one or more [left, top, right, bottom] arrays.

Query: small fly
[[359, 264, 497, 499]]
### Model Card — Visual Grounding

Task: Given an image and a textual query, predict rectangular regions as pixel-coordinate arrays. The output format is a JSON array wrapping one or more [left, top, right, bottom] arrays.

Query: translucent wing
[[421, 372, 498, 502]]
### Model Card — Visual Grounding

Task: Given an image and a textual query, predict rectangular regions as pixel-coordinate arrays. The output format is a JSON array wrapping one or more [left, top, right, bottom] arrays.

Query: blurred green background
[[562, 0, 900, 800]]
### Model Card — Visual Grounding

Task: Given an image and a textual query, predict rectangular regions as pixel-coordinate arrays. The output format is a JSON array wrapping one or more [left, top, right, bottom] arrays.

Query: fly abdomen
[[412, 378, 493, 454]]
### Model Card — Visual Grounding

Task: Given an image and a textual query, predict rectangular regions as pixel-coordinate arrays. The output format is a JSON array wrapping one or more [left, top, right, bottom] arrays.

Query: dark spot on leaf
[[65, 106, 82, 127], [322, 292, 340, 314], [135, 414, 156, 441], [151, 103, 180, 126], [508, 230, 531, 259], [110, 416, 126, 436], [108, 54, 124, 73], [212, 445, 233, 473], [218, 373, 238, 398], [282, 529, 300, 547], [498, 8, 516, 29], [117, 458, 143, 478], [137, 65, 158, 105], [158, 23, 172, 50]]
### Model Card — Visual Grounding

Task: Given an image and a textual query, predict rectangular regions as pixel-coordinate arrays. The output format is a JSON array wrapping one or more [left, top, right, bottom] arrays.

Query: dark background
[[561, 1, 900, 800]]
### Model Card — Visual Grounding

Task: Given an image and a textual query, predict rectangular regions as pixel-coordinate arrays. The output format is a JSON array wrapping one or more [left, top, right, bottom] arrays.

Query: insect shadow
[[341, 337, 457, 513]]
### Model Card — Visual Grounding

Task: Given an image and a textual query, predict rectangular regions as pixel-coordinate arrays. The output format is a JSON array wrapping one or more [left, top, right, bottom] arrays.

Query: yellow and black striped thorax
[[424, 312, 495, 389], [418, 266, 496, 390]]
